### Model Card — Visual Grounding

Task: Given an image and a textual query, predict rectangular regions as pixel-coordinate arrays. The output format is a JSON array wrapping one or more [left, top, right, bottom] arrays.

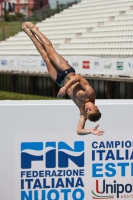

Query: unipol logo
[[21, 141, 84, 169]]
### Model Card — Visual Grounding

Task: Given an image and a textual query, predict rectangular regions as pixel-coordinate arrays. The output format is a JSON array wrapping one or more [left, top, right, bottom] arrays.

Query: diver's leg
[[22, 23, 58, 81], [24, 22, 71, 72]]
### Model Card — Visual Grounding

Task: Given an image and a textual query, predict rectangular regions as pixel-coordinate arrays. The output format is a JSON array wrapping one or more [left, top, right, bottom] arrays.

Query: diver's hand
[[57, 86, 67, 98], [90, 124, 104, 136]]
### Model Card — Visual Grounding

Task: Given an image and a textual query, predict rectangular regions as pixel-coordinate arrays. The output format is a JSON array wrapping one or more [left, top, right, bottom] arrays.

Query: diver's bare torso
[[62, 72, 95, 115]]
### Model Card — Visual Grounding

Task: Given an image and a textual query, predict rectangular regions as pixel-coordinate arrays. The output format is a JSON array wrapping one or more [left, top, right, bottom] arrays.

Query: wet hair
[[87, 109, 101, 122]]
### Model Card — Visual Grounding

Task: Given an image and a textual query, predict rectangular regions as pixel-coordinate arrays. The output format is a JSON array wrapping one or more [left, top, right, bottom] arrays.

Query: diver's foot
[[24, 22, 39, 33], [22, 23, 34, 37]]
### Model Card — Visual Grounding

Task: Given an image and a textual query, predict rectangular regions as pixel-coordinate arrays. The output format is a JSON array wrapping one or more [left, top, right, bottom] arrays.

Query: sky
[[49, 0, 81, 9]]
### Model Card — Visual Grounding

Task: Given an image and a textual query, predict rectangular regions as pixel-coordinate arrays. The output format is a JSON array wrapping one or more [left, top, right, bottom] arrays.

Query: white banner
[[0, 100, 133, 200], [0, 56, 133, 76], [15, 131, 133, 200]]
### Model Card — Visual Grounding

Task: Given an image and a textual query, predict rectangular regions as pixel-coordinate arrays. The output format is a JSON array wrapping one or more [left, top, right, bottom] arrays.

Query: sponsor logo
[[104, 63, 112, 69], [92, 179, 133, 199], [128, 62, 133, 69], [94, 61, 100, 69], [40, 60, 46, 67], [94, 62, 99, 66], [21, 141, 84, 169], [82, 61, 90, 69], [117, 62, 123, 70], [92, 179, 114, 199], [20, 141, 85, 199], [9, 60, 14, 67], [1, 60, 7, 66], [72, 62, 79, 68]]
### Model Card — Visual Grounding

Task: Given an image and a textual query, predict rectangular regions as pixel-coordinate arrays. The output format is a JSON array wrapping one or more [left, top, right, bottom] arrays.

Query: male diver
[[22, 22, 104, 136]]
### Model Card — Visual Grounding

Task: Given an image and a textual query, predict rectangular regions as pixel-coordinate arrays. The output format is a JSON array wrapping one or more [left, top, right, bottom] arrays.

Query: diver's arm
[[77, 115, 104, 136], [57, 74, 93, 98]]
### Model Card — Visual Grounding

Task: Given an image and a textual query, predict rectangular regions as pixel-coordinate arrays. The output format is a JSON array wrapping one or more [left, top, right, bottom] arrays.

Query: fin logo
[[21, 141, 84, 169]]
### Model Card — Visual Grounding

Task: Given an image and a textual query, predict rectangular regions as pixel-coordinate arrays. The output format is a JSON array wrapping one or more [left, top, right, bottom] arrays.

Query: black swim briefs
[[56, 67, 75, 86]]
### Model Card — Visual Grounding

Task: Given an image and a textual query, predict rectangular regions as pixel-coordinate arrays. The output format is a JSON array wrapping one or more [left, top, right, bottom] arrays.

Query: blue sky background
[[49, 0, 81, 9]]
